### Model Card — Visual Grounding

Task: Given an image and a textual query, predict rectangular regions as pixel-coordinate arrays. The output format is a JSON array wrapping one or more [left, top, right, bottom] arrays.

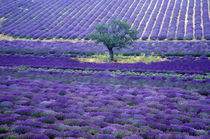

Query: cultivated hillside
[[0, 0, 209, 40]]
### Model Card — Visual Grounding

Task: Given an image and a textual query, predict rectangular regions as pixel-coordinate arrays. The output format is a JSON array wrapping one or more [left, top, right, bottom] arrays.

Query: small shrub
[[114, 132, 125, 138], [55, 113, 65, 120], [15, 108, 32, 116], [97, 134, 116, 139], [55, 125, 69, 131], [44, 129, 60, 138], [142, 36, 148, 40], [59, 90, 67, 96], [126, 101, 135, 106], [24, 94, 32, 99], [12, 125, 33, 134], [3, 110, 12, 114], [204, 35, 210, 40], [41, 116, 56, 124], [139, 128, 149, 133], [185, 33, 193, 40], [158, 35, 166, 40], [21, 133, 49, 139], [88, 129, 97, 135], [0, 117, 15, 125], [0, 101, 13, 108], [0, 125, 9, 133], [64, 119, 89, 126], [1, 134, 19, 139], [64, 130, 80, 137], [31, 109, 44, 117]]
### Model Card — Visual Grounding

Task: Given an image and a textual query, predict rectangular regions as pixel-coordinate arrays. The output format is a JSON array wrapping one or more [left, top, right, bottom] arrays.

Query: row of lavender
[[0, 54, 209, 74], [1, 66, 209, 92], [0, 0, 209, 40], [0, 67, 209, 138], [0, 40, 209, 55]]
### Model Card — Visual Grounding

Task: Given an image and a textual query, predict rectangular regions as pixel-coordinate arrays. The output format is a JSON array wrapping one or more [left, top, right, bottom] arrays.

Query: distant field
[[0, 1, 209, 138], [0, 0, 209, 40]]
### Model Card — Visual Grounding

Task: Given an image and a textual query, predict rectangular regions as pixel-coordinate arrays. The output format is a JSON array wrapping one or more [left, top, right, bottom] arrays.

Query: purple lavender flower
[[0, 125, 9, 133], [0, 117, 15, 125], [40, 115, 57, 124], [21, 133, 49, 139], [11, 125, 34, 134], [97, 134, 116, 139], [0, 101, 13, 108]]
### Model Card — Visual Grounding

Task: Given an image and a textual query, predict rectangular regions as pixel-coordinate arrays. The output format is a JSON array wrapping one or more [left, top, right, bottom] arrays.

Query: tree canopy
[[89, 19, 138, 62]]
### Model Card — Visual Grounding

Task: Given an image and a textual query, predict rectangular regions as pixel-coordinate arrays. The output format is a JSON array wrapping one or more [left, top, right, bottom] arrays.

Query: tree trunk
[[108, 48, 114, 62]]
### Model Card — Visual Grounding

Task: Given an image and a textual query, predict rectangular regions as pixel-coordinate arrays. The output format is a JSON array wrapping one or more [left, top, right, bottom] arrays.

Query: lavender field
[[0, 53, 209, 138], [0, 0, 210, 139], [0, 0, 210, 40]]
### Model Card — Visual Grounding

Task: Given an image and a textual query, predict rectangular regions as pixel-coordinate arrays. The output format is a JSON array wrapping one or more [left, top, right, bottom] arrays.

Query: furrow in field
[[193, 0, 196, 39], [200, 0, 204, 39], [184, 0, 189, 38]]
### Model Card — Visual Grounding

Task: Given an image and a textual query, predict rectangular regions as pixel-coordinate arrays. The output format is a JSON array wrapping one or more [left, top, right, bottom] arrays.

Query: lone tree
[[89, 19, 138, 62]]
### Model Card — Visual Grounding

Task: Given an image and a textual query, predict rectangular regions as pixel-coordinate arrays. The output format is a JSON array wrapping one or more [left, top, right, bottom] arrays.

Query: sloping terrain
[[0, 0, 209, 40]]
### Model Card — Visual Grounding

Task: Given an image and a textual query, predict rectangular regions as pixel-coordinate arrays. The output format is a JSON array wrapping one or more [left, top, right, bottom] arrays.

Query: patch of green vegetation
[[2, 110, 12, 114], [18, 66, 28, 70], [114, 132, 125, 138], [24, 94, 32, 99], [128, 118, 134, 121], [126, 101, 135, 106], [88, 129, 97, 135], [0, 125, 9, 133], [30, 102, 35, 106], [55, 126, 69, 131], [75, 53, 166, 63], [2, 66, 209, 81], [139, 128, 149, 133]]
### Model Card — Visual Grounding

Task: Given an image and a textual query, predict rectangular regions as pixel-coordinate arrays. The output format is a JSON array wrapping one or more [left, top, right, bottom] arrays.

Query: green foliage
[[114, 132, 125, 138], [76, 53, 166, 63], [89, 19, 138, 49], [88, 129, 97, 135], [3, 110, 12, 114], [88, 19, 138, 61], [0, 125, 9, 133], [126, 101, 135, 106]]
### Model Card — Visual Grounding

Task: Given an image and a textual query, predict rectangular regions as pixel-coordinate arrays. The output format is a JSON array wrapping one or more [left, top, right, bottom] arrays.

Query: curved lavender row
[[0, 40, 209, 54], [1, 67, 209, 91], [0, 55, 209, 73], [0, 70, 209, 138]]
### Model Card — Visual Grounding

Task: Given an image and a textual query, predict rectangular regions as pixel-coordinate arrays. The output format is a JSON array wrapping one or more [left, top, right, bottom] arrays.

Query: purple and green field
[[0, 0, 210, 138]]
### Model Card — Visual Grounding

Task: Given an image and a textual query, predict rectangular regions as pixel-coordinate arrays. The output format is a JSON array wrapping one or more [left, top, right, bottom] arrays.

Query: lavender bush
[[0, 66, 209, 138]]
